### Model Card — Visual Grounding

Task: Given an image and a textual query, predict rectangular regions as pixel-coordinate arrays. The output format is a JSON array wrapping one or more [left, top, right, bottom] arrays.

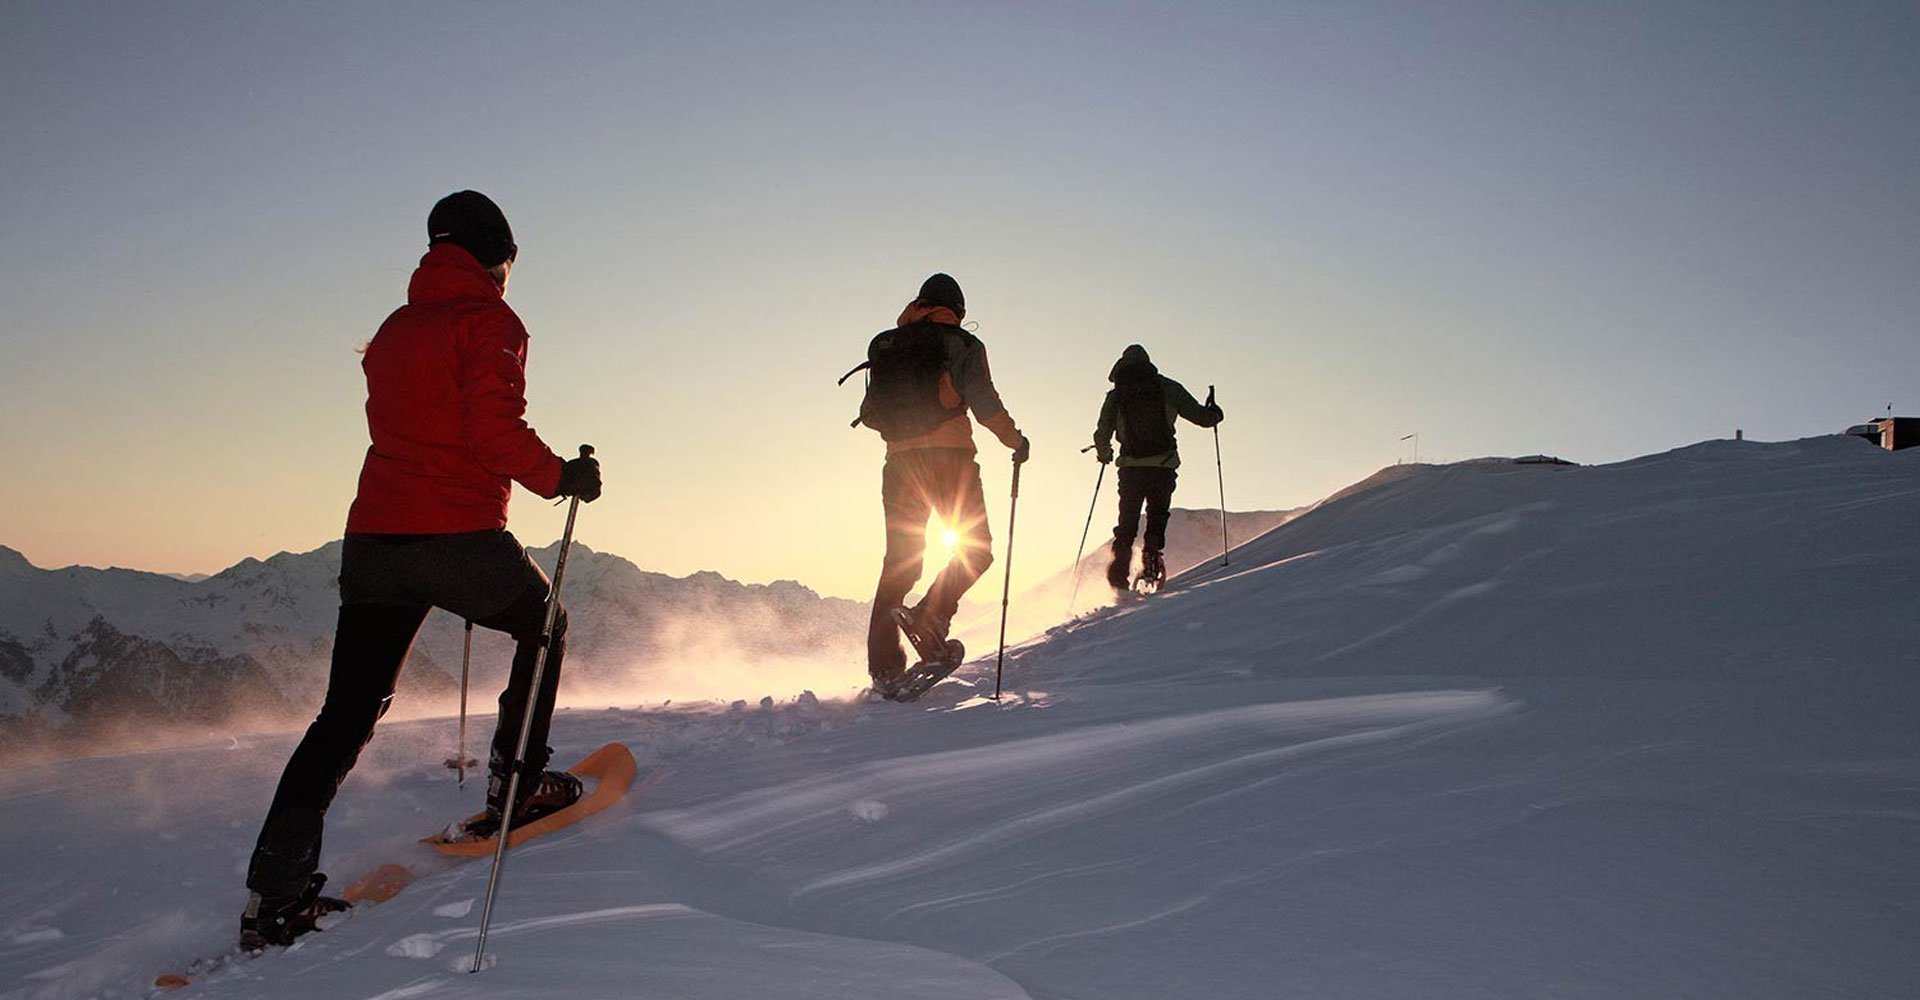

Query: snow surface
[[2, 435, 1916, 998]]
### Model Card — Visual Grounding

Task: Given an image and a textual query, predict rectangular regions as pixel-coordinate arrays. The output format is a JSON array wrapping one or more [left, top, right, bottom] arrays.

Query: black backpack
[[1114, 377, 1175, 458], [838, 322, 968, 441]]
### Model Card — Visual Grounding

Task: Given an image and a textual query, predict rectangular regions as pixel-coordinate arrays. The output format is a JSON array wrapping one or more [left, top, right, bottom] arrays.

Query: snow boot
[[239, 873, 349, 950], [463, 767, 585, 840], [869, 664, 908, 700], [1135, 550, 1166, 592], [1106, 550, 1131, 590], [907, 603, 952, 646]]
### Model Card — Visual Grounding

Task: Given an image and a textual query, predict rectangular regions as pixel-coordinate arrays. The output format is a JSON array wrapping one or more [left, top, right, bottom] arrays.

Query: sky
[[2, 1, 1916, 601]]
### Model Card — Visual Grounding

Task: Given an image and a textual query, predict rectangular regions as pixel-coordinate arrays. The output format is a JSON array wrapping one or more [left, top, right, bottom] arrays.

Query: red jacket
[[345, 245, 563, 534]]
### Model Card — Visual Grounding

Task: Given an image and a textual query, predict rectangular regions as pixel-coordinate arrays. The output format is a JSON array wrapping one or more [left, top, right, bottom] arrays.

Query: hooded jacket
[[872, 300, 1024, 456], [345, 244, 564, 534], [1093, 345, 1222, 469]]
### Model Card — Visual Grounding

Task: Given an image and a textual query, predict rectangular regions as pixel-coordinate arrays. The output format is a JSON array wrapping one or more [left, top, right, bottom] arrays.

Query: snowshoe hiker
[[844, 273, 1028, 696], [1092, 344, 1223, 592], [241, 191, 600, 947]]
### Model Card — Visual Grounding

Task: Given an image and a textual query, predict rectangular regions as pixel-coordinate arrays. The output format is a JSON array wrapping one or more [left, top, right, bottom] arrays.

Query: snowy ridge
[[955, 504, 1302, 645], [1, 435, 1916, 998]]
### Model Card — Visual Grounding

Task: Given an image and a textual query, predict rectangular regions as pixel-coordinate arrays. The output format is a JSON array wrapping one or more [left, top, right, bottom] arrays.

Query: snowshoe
[[239, 873, 350, 950], [888, 607, 967, 701], [455, 769, 586, 841], [892, 639, 967, 701]]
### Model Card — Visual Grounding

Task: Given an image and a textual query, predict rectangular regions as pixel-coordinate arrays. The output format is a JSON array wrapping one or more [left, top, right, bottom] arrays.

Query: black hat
[[917, 273, 965, 316], [427, 190, 517, 268]]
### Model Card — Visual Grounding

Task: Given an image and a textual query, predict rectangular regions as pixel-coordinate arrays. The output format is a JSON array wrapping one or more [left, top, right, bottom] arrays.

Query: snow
[[1, 435, 1916, 998]]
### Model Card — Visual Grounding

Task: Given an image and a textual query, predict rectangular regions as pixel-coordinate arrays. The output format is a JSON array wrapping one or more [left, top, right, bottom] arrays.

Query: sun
[[923, 518, 959, 568]]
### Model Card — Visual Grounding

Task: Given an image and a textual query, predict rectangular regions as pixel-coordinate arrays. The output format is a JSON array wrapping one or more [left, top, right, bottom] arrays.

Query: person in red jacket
[[240, 191, 602, 949]]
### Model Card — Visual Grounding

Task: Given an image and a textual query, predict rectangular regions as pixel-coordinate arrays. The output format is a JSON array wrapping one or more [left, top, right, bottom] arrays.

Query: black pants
[[246, 529, 565, 898], [1111, 466, 1178, 577], [868, 448, 992, 679]]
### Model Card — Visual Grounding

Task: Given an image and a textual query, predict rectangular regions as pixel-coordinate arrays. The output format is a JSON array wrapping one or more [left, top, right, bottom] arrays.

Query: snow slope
[[3, 435, 1916, 998], [953, 505, 1303, 646]]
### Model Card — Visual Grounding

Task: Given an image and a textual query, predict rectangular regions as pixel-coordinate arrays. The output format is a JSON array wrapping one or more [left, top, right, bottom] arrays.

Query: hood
[[407, 243, 504, 306], [1109, 344, 1158, 384], [897, 300, 963, 328]]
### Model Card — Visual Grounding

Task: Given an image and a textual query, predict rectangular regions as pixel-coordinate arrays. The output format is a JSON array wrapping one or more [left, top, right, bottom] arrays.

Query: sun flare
[[922, 519, 959, 568]]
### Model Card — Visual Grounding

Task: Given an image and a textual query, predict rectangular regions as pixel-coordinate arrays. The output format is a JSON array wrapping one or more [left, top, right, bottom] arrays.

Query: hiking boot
[[466, 768, 585, 839], [1137, 551, 1166, 589], [239, 873, 349, 950], [869, 664, 907, 700], [908, 604, 952, 644], [1106, 554, 1131, 590]]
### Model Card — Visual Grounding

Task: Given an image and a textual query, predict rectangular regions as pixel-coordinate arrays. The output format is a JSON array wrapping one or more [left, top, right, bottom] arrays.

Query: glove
[[1095, 444, 1113, 465], [557, 454, 602, 503], [1012, 434, 1031, 465], [1206, 403, 1224, 424]]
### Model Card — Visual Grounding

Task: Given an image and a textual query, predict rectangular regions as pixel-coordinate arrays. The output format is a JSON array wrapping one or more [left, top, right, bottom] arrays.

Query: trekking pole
[[472, 444, 592, 973], [1210, 386, 1228, 567], [993, 456, 1023, 701], [452, 620, 474, 787], [1066, 446, 1105, 617]]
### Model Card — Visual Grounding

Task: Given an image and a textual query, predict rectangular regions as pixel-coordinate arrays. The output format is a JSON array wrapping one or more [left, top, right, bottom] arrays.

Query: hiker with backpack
[[1093, 344, 1223, 591], [240, 191, 602, 949], [846, 273, 1029, 697]]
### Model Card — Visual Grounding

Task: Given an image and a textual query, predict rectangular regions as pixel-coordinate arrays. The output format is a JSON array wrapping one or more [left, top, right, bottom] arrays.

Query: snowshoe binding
[[452, 768, 586, 842], [887, 606, 966, 701], [239, 873, 350, 950]]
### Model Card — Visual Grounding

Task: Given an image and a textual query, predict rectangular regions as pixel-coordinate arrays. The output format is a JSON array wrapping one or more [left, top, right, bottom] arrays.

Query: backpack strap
[[835, 361, 871, 386]]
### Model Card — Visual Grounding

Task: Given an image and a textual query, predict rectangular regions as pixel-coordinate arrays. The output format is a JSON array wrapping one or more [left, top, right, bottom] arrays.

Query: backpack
[[1114, 377, 1175, 458], [838, 322, 967, 441]]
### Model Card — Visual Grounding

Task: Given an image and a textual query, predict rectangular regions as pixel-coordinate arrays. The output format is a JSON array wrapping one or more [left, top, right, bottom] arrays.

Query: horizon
[[4, 2, 1916, 601], [1, 428, 1878, 597]]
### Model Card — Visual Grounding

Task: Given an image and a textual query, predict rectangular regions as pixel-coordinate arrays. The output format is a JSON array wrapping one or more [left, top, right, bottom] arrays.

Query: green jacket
[[1093, 346, 1222, 469]]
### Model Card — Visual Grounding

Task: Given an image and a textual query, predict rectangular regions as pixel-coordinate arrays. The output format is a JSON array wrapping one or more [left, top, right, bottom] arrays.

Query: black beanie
[[427, 190, 517, 268], [917, 273, 965, 316]]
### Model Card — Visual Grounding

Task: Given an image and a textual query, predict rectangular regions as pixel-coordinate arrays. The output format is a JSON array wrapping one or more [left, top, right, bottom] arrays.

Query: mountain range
[[0, 541, 866, 757]]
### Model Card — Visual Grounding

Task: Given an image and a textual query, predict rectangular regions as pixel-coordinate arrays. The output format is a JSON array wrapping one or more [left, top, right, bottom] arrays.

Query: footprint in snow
[[386, 933, 444, 959], [849, 800, 889, 824]]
